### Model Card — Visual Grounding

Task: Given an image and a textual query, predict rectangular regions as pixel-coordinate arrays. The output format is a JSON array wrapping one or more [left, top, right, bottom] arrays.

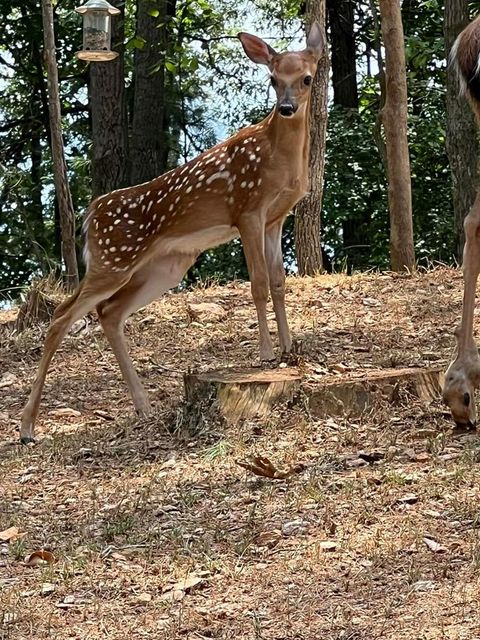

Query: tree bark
[[327, 0, 358, 108], [41, 0, 79, 290], [131, 0, 172, 183], [444, 0, 478, 261], [379, 0, 415, 272], [294, 0, 329, 276], [89, 0, 130, 197]]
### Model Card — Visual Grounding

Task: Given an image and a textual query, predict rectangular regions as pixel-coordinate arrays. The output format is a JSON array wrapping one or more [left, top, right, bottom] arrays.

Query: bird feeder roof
[[75, 0, 121, 15]]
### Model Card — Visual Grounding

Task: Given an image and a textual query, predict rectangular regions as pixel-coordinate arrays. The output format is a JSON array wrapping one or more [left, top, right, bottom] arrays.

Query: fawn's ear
[[306, 21, 325, 60], [238, 32, 277, 67]]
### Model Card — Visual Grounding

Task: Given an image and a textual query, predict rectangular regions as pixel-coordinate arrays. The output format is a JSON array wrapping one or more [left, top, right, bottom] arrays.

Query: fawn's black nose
[[278, 103, 296, 117]]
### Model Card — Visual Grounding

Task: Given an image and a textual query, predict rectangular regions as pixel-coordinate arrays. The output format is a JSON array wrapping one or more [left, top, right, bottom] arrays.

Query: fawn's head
[[238, 22, 325, 118]]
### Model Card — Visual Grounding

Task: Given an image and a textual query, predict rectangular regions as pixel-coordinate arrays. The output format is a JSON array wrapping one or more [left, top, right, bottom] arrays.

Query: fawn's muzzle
[[278, 103, 297, 117]]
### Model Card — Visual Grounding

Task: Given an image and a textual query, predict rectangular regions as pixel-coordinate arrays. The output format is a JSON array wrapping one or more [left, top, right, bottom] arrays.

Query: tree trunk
[[379, 0, 415, 272], [89, 0, 130, 197], [131, 0, 172, 183], [294, 0, 329, 276], [41, 0, 79, 290], [444, 0, 478, 261], [327, 0, 358, 108]]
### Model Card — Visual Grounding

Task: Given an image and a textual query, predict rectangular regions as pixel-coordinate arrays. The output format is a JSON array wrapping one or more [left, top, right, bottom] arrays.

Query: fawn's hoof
[[20, 436, 35, 445]]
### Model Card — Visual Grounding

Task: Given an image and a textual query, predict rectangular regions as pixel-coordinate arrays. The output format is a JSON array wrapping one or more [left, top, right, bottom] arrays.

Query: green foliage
[[0, 0, 473, 298]]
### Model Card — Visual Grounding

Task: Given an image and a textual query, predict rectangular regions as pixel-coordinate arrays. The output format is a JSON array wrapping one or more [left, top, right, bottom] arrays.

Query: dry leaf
[[173, 575, 204, 592], [236, 456, 304, 480], [162, 574, 205, 602], [423, 537, 447, 553], [0, 526, 20, 542], [255, 529, 282, 548], [48, 407, 81, 418], [24, 550, 55, 566]]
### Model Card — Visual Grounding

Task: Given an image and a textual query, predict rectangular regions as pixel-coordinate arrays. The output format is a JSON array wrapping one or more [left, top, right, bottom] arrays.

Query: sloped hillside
[[2, 268, 480, 640]]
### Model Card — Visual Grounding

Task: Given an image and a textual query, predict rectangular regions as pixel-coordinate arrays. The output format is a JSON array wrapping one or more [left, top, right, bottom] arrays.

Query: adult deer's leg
[[20, 274, 128, 443], [96, 255, 195, 414], [238, 217, 275, 361], [265, 221, 291, 355], [444, 192, 480, 426]]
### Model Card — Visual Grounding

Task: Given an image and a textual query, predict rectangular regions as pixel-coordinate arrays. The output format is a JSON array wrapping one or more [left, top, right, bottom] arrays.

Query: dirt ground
[[2, 267, 480, 640]]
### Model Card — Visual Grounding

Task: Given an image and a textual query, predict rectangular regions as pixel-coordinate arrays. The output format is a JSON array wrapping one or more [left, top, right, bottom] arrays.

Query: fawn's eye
[[270, 76, 277, 87], [304, 75, 313, 86], [464, 392, 471, 406]]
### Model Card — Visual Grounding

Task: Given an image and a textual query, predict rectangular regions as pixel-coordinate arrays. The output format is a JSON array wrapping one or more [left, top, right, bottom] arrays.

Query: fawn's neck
[[265, 99, 311, 171]]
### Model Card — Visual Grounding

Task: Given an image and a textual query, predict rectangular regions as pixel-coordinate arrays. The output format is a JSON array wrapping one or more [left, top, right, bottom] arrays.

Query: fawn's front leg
[[265, 221, 291, 356], [238, 216, 275, 362]]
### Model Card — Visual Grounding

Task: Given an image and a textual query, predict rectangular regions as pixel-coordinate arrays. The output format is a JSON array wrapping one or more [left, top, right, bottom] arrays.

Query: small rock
[[137, 592, 152, 603], [345, 457, 367, 469], [41, 582, 56, 596], [319, 540, 337, 552], [186, 302, 226, 323]]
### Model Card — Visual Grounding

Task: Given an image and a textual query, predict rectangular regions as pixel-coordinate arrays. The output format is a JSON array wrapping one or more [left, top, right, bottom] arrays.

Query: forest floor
[[1, 266, 480, 639]]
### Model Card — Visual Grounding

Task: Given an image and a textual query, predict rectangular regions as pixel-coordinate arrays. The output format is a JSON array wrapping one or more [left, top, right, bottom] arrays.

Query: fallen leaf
[[161, 574, 205, 602], [173, 575, 204, 592], [236, 456, 305, 479], [423, 537, 447, 553], [48, 408, 81, 418], [24, 550, 56, 566], [0, 526, 20, 542], [255, 529, 282, 548]]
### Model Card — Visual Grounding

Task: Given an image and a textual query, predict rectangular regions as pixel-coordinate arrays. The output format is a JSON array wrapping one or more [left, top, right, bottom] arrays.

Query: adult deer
[[20, 23, 325, 444], [443, 15, 480, 427]]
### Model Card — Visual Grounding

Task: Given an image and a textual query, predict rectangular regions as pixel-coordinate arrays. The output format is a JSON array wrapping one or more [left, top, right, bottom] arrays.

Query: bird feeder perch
[[75, 0, 120, 62]]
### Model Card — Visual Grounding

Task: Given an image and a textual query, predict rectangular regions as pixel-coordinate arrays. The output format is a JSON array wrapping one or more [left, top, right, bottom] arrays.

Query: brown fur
[[452, 15, 480, 118]]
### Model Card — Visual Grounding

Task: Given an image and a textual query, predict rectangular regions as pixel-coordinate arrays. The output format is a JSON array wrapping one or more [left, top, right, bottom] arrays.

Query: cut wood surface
[[184, 366, 443, 421], [184, 367, 302, 421]]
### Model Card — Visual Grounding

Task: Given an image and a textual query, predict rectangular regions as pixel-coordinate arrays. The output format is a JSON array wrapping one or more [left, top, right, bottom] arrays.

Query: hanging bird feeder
[[75, 0, 120, 61]]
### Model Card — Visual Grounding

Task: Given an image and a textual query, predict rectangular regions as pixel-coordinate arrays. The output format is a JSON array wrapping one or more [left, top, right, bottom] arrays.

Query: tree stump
[[184, 367, 302, 422], [307, 367, 444, 418]]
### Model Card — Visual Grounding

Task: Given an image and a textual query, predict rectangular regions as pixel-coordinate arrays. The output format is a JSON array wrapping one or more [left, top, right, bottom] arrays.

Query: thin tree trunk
[[41, 0, 79, 290], [294, 0, 329, 276], [444, 0, 478, 261], [89, 0, 130, 197], [379, 0, 415, 272], [327, 0, 358, 108]]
